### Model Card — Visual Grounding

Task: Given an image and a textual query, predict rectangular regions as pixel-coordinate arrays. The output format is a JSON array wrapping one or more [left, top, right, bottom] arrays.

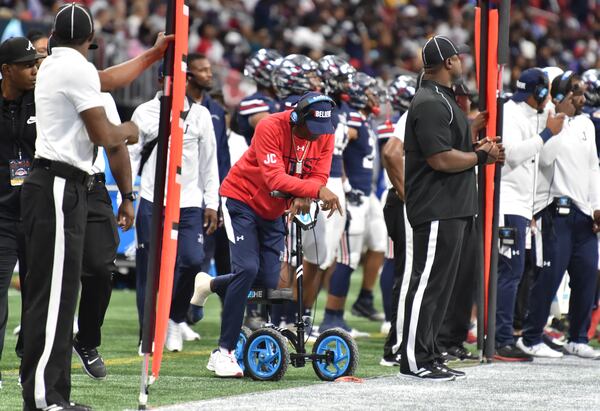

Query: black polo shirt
[[0, 84, 36, 221], [404, 80, 477, 227]]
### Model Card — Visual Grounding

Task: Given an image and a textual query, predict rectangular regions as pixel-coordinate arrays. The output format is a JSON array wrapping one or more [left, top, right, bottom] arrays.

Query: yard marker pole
[[483, 7, 499, 361], [474, 1, 489, 361], [138, 0, 175, 408], [152, 0, 189, 379]]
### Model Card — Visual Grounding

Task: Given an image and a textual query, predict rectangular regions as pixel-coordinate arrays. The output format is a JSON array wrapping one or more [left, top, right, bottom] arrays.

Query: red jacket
[[220, 111, 334, 220]]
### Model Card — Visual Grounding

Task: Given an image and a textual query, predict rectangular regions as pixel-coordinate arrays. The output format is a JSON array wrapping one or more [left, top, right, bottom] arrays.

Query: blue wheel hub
[[235, 331, 248, 371], [246, 335, 283, 379], [315, 336, 351, 379]]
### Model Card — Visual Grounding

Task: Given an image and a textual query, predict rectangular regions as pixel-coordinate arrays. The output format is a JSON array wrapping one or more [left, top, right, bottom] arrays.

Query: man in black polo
[[399, 35, 502, 381], [0, 36, 43, 388]]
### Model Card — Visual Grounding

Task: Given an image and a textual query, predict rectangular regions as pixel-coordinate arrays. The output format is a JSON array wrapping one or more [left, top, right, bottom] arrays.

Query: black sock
[[358, 288, 373, 301]]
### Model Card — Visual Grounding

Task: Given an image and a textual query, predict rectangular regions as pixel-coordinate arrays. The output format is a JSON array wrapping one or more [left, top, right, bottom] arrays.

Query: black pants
[[21, 168, 88, 409], [381, 190, 407, 358], [201, 225, 231, 275], [400, 217, 473, 373], [437, 218, 478, 349], [76, 181, 118, 348], [0, 217, 26, 361]]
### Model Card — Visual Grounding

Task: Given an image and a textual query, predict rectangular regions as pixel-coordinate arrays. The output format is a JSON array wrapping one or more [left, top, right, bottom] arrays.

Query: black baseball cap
[[0, 37, 45, 65], [53, 3, 97, 49], [422, 35, 469, 69]]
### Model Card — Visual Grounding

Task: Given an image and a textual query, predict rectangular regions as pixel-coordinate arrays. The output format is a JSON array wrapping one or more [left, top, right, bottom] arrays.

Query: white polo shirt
[[35, 46, 104, 173], [383, 111, 407, 189], [90, 93, 122, 175]]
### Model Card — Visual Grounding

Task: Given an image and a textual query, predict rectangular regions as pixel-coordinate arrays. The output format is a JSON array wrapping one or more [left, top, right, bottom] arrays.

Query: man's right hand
[[123, 121, 139, 145], [546, 111, 566, 135], [318, 186, 343, 218], [475, 138, 501, 164], [151, 32, 175, 57]]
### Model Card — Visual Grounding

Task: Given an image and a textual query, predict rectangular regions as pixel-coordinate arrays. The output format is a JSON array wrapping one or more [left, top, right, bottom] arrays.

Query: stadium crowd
[[0, 0, 599, 408]]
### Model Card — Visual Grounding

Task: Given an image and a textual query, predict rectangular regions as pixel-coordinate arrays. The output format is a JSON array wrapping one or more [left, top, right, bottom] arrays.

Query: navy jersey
[[235, 91, 279, 146], [201, 94, 231, 182], [330, 101, 350, 178], [281, 94, 302, 111], [582, 105, 600, 160], [344, 109, 376, 195]]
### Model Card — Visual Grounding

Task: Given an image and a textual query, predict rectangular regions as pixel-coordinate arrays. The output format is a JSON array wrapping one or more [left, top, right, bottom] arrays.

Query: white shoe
[[190, 272, 213, 307], [563, 342, 600, 359], [350, 328, 370, 338], [380, 321, 391, 335], [73, 316, 79, 336], [13, 324, 20, 335], [179, 322, 201, 341], [207, 349, 243, 377], [165, 319, 183, 352], [516, 337, 563, 358]]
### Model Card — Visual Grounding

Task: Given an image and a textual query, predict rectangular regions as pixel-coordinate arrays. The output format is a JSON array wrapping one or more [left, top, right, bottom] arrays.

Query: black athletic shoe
[[445, 345, 476, 361], [399, 364, 455, 382], [380, 354, 401, 367], [494, 344, 533, 362], [73, 342, 107, 380], [434, 360, 466, 380], [351, 298, 385, 321]]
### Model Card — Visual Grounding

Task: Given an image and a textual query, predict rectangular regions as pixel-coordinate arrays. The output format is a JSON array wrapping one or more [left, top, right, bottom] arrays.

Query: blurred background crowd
[[2, 0, 600, 110]]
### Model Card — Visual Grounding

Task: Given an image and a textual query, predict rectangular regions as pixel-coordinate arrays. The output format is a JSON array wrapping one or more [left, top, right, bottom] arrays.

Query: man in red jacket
[[190, 92, 341, 377]]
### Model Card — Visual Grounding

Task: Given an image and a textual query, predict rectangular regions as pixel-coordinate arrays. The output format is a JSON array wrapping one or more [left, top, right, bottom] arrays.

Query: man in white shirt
[[494, 68, 565, 361], [20, 4, 168, 410], [517, 72, 600, 360], [73, 93, 135, 381], [130, 83, 219, 353]]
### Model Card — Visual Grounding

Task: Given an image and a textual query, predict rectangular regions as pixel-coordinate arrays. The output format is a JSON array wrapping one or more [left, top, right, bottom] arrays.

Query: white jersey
[[129, 93, 219, 210], [382, 111, 407, 189], [499, 100, 549, 219], [535, 114, 600, 217], [90, 93, 122, 175], [35, 47, 104, 172]]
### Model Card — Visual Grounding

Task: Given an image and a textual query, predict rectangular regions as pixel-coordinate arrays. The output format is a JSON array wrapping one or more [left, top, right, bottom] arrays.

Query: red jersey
[[220, 111, 334, 220]]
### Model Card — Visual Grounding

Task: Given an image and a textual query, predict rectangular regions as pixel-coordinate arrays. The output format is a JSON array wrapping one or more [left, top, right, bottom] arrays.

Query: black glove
[[346, 189, 365, 206]]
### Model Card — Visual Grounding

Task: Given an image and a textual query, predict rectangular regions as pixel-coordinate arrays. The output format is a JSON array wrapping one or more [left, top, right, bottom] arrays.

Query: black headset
[[290, 94, 336, 126], [554, 70, 575, 102], [532, 68, 550, 106]]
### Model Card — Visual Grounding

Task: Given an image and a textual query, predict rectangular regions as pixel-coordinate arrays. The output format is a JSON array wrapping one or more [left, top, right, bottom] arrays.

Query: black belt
[[33, 158, 95, 191]]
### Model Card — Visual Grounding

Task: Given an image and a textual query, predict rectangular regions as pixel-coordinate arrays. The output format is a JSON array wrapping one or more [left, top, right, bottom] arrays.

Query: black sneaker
[[434, 360, 466, 380], [445, 345, 476, 361], [399, 363, 455, 381], [379, 354, 401, 367], [351, 298, 385, 321], [494, 344, 533, 362], [73, 342, 107, 380]]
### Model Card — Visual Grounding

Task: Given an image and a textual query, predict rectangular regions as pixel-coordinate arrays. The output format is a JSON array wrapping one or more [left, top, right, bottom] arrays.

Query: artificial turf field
[[1, 270, 398, 410]]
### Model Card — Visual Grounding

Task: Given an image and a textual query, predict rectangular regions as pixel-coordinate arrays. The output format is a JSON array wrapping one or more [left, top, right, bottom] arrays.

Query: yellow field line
[[2, 350, 214, 376]]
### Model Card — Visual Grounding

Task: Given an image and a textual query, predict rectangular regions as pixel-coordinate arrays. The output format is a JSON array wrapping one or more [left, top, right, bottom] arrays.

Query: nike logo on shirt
[[26, 116, 36, 124]]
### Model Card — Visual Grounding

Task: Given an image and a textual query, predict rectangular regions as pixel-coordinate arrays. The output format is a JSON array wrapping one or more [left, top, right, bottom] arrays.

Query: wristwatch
[[122, 191, 138, 202]]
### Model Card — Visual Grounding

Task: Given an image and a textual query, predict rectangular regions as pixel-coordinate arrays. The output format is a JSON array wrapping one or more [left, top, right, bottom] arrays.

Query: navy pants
[[212, 198, 285, 350], [495, 214, 529, 347], [135, 198, 205, 330], [522, 205, 599, 346]]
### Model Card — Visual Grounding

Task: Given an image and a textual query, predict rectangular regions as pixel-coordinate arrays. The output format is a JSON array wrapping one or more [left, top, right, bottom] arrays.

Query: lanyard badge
[[9, 158, 31, 186]]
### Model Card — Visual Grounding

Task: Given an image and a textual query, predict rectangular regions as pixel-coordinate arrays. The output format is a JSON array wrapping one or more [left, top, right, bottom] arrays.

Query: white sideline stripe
[[221, 197, 235, 244], [406, 220, 439, 373], [392, 204, 414, 354], [34, 177, 66, 409]]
